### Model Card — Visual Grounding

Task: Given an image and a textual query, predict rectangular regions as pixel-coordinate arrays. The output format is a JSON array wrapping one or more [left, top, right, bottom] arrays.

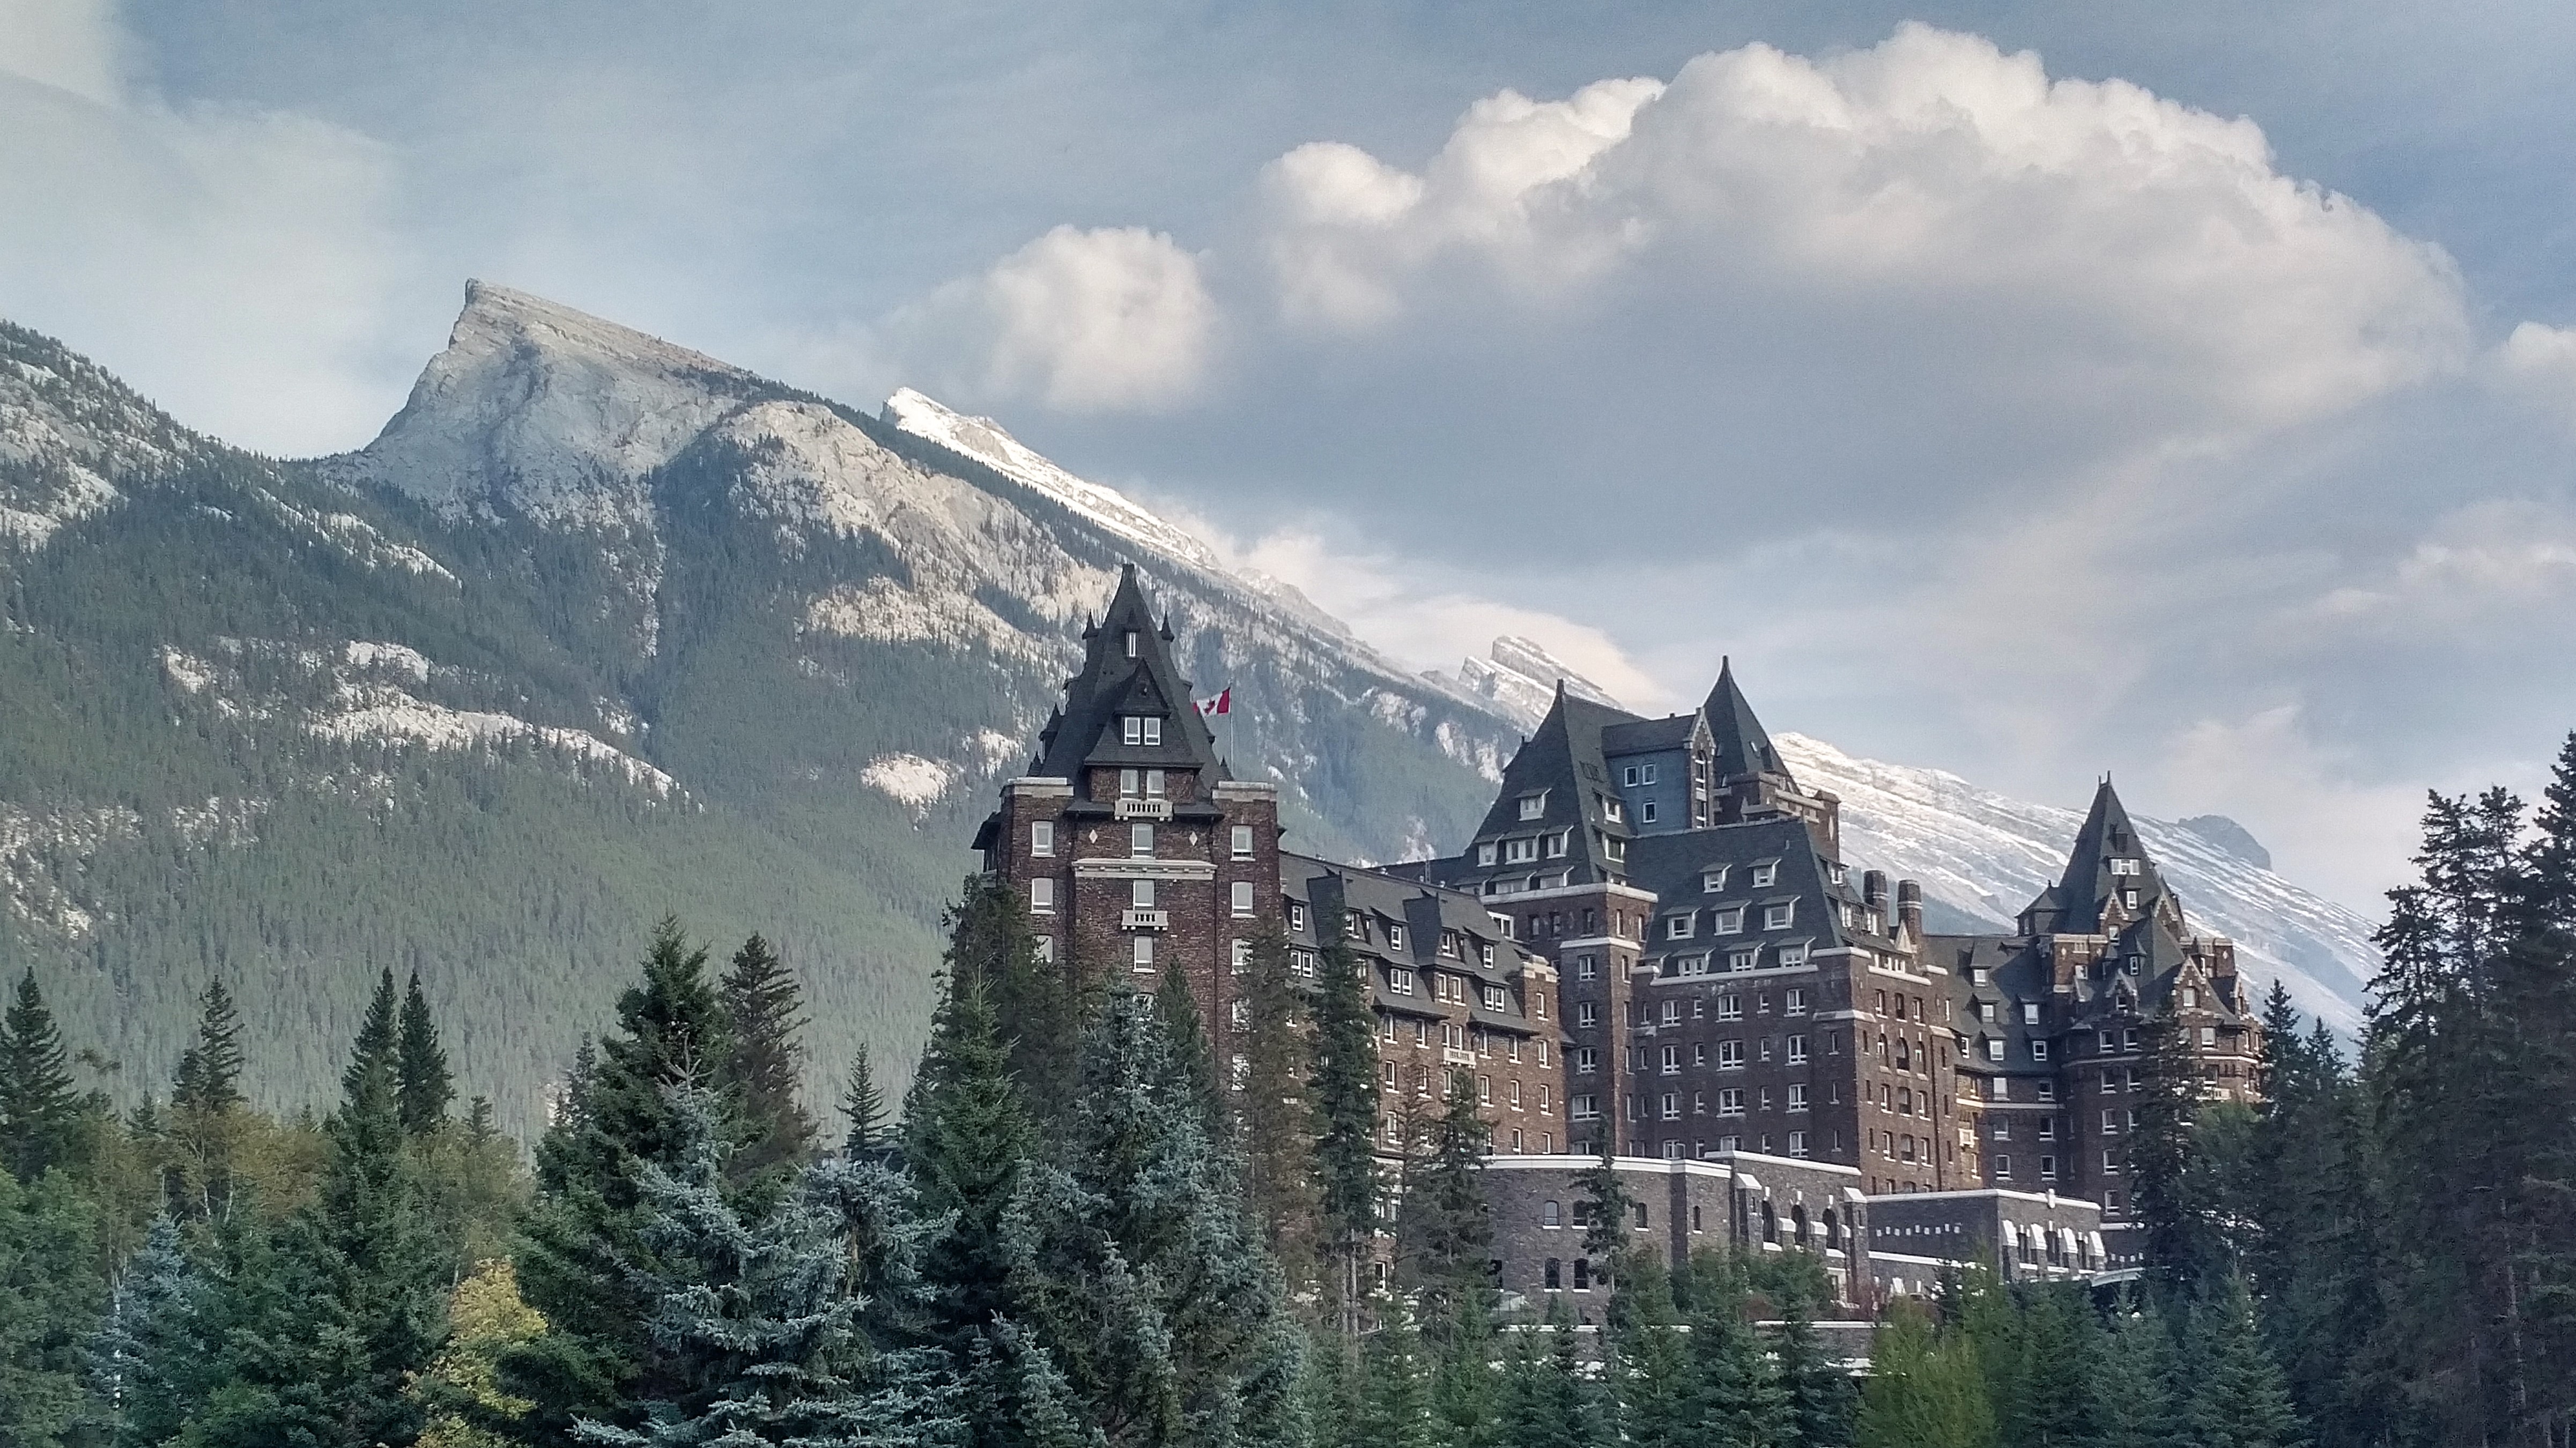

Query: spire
[[1701, 656, 1783, 781], [1029, 563, 1230, 786], [2054, 777, 2168, 931]]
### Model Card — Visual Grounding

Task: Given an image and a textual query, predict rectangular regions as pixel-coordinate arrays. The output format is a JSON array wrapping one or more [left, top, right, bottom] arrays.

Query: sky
[[5, 0, 2574, 913]]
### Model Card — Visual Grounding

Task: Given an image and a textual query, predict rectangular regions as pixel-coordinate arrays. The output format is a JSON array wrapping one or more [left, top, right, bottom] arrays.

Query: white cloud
[[2494, 320, 2576, 427], [0, 4, 402, 454], [1256, 24, 2469, 445], [2158, 706, 2438, 912], [889, 224, 1216, 414], [2306, 500, 2576, 632]]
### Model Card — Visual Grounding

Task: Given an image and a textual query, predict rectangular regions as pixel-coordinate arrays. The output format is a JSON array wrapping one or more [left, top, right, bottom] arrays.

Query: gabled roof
[[1703, 658, 1787, 782], [2042, 780, 2173, 934], [1457, 684, 1650, 884], [1601, 714, 1701, 756], [1030, 564, 1229, 787]]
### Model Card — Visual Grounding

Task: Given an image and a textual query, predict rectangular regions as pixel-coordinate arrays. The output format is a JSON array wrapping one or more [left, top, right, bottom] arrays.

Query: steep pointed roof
[[1457, 682, 1649, 884], [1702, 658, 1786, 781], [2048, 779, 2173, 933], [1031, 564, 1229, 788]]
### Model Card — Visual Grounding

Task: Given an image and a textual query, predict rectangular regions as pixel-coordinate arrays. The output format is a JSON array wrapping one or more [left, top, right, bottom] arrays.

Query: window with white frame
[[1661, 1092, 1682, 1120], [1030, 878, 1055, 914], [1231, 881, 1255, 916], [1751, 863, 1778, 887], [1661, 1045, 1682, 1074], [1640, 799, 1659, 823], [1231, 939, 1251, 974], [1778, 941, 1808, 966], [1130, 823, 1153, 857], [1545, 830, 1569, 858], [1718, 1040, 1745, 1069], [1788, 1083, 1809, 1112], [1035, 935, 1055, 963], [1031, 821, 1054, 856], [1505, 837, 1539, 864], [1660, 1000, 1681, 1026], [1718, 994, 1742, 1021], [1132, 935, 1154, 970], [1577, 954, 1598, 980], [1518, 793, 1546, 820], [1388, 968, 1414, 995], [1576, 1003, 1597, 1028], [1984, 1038, 2005, 1063], [1703, 868, 1729, 893], [1667, 914, 1695, 939], [1477, 842, 1498, 866], [1573, 1094, 1599, 1120], [1230, 825, 1254, 858], [1785, 988, 1807, 1016], [1787, 1130, 1809, 1157], [1787, 1034, 1808, 1063], [2031, 1040, 2049, 1062], [1575, 1047, 1597, 1074], [1714, 908, 1745, 934], [1718, 1089, 1745, 1117], [1763, 903, 1795, 930]]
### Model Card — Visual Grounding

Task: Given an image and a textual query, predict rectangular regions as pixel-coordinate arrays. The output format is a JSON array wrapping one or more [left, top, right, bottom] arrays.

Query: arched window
[[1824, 1207, 1842, 1251], [1792, 1204, 1811, 1247], [1542, 1199, 1562, 1228], [1573, 1258, 1592, 1290], [1545, 1258, 1562, 1289], [1762, 1202, 1779, 1244]]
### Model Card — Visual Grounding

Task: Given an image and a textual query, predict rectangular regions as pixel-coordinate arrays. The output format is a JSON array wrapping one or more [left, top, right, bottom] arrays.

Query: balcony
[[1114, 798, 1173, 820], [1442, 1046, 1477, 1066], [1121, 909, 1170, 931]]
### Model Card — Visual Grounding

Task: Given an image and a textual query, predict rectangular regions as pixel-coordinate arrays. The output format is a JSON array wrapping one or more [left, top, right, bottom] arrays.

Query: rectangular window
[[1129, 878, 1154, 908], [1623, 764, 1641, 787], [1577, 954, 1599, 981], [1785, 988, 1807, 1016], [1728, 949, 1758, 972], [1718, 1040, 1745, 1069], [1788, 1083, 1809, 1112], [1539, 1085, 1553, 1113], [1518, 793, 1546, 820], [1660, 1000, 1682, 1026], [1787, 1034, 1808, 1064], [1763, 903, 1795, 930], [1132, 935, 1154, 970], [1640, 799, 1659, 823], [1985, 1039, 2005, 1063], [1718, 1089, 1745, 1117], [1120, 768, 1141, 797], [1994, 1155, 2012, 1181], [1031, 820, 1054, 856], [1713, 907, 1745, 934], [2104, 1150, 2123, 1174], [1751, 863, 1777, 887], [1030, 877, 1056, 914], [1573, 1094, 1598, 1120], [1788, 1130, 1809, 1157], [1576, 1003, 1598, 1028], [2022, 1001, 2041, 1025], [1718, 994, 1742, 1022], [1661, 1092, 1682, 1120], [1778, 942, 1808, 966], [1130, 823, 1153, 857], [1035, 935, 1055, 963], [1477, 842, 1497, 866], [1661, 1045, 1681, 1074], [1505, 837, 1539, 863], [1144, 717, 1162, 745], [1388, 968, 1414, 995], [1231, 938, 1251, 974], [2040, 1155, 2057, 1181], [2032, 1040, 2050, 1061], [1575, 1048, 1597, 1074], [1231, 881, 1255, 916], [1667, 914, 1695, 939], [1703, 868, 1729, 893], [1230, 825, 1254, 859]]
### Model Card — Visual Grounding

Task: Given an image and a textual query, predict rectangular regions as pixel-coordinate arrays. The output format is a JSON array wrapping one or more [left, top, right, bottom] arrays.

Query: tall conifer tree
[[838, 1045, 889, 1156], [1237, 919, 1321, 1297], [0, 969, 82, 1183], [1307, 935, 1380, 1340], [396, 971, 455, 1135], [717, 934, 816, 1182]]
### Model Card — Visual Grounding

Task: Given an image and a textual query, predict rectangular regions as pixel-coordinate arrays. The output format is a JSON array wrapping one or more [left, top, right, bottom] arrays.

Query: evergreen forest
[[1, 736, 2573, 1447]]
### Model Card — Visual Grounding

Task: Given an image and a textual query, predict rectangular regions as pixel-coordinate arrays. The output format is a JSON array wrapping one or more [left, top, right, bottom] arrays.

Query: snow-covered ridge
[[160, 638, 677, 796], [1431, 636, 1625, 731], [1, 323, 211, 547], [1773, 732, 2374, 1031]]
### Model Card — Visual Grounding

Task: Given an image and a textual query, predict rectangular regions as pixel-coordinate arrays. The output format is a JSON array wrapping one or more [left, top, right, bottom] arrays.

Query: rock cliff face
[[0, 283, 2376, 1138]]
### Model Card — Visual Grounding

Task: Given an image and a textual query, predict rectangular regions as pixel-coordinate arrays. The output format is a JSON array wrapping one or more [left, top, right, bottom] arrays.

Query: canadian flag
[[1195, 687, 1232, 717]]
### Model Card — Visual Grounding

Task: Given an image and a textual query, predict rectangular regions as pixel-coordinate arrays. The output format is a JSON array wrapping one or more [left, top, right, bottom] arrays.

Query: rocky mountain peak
[[1435, 635, 1624, 730], [341, 281, 778, 524]]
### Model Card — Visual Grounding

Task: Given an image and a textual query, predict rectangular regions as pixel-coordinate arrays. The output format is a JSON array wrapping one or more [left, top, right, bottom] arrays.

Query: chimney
[[1897, 879, 1923, 940], [1862, 870, 1889, 909]]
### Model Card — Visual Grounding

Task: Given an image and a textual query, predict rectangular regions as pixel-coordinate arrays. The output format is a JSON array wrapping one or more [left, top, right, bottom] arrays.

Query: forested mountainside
[[0, 282, 2375, 1141], [0, 289, 1526, 1140]]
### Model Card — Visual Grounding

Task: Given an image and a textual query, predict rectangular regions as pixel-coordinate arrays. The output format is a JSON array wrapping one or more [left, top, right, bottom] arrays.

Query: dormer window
[[1477, 842, 1498, 866], [1386, 924, 1404, 951], [1518, 792, 1547, 821], [1121, 716, 1163, 746], [1545, 831, 1568, 858], [1505, 837, 1539, 864], [1668, 915, 1695, 939], [1123, 630, 1139, 658], [1600, 796, 1623, 822], [2110, 858, 2141, 877], [1702, 867, 1728, 893], [1751, 862, 1777, 887]]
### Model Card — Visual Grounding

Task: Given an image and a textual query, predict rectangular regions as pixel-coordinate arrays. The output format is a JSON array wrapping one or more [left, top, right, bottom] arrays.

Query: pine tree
[[944, 875, 1076, 1119], [837, 1045, 889, 1156], [1855, 1301, 1994, 1448], [1606, 1257, 1696, 1448], [1393, 1071, 1494, 1341], [1767, 1260, 1857, 1448], [165, 979, 247, 1221], [1681, 1254, 1793, 1448], [2129, 1013, 2226, 1293], [1237, 918, 1321, 1300], [2187, 1277, 2304, 1448], [349, 969, 401, 1097], [1499, 1294, 1600, 1448], [0, 969, 84, 1183], [1307, 935, 1381, 1340], [965, 1318, 1105, 1448], [1151, 960, 1222, 1130], [717, 934, 816, 1183], [169, 979, 243, 1116], [1426, 1289, 1504, 1448], [1572, 1142, 1638, 1280], [396, 971, 455, 1136], [1347, 1300, 1433, 1448]]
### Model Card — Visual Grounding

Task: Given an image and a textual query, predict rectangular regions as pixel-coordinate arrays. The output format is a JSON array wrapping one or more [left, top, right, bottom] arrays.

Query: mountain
[[0, 287, 1527, 1139], [0, 282, 2378, 1143]]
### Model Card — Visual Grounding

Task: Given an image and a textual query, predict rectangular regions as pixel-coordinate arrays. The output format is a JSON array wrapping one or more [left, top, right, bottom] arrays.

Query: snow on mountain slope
[[1773, 732, 2374, 1031], [1428, 636, 1623, 729], [1, 320, 211, 545]]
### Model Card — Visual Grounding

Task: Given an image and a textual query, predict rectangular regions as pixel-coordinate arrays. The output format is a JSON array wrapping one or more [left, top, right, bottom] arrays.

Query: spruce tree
[[717, 934, 816, 1183], [944, 875, 1076, 1118], [1151, 961, 1221, 1130], [837, 1045, 889, 1156], [1498, 1294, 1600, 1448], [905, 977, 1037, 1354], [1572, 1141, 1638, 1283], [1393, 1071, 1494, 1340], [2129, 1013, 2226, 1293], [569, 1087, 958, 1448], [88, 1215, 197, 1448], [1854, 1301, 1993, 1448], [165, 979, 246, 1221], [1307, 935, 1381, 1339], [396, 971, 455, 1136], [2084, 1298, 2182, 1448], [2186, 1277, 2305, 1448], [1426, 1289, 1504, 1448], [410, 1258, 546, 1448], [169, 979, 243, 1116], [1349, 1300, 1433, 1448], [0, 1167, 106, 1444], [510, 918, 739, 1440], [1237, 919, 1321, 1298], [349, 969, 400, 1096], [1682, 1254, 1793, 1448], [0, 969, 83, 1183], [1605, 1257, 1697, 1448]]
